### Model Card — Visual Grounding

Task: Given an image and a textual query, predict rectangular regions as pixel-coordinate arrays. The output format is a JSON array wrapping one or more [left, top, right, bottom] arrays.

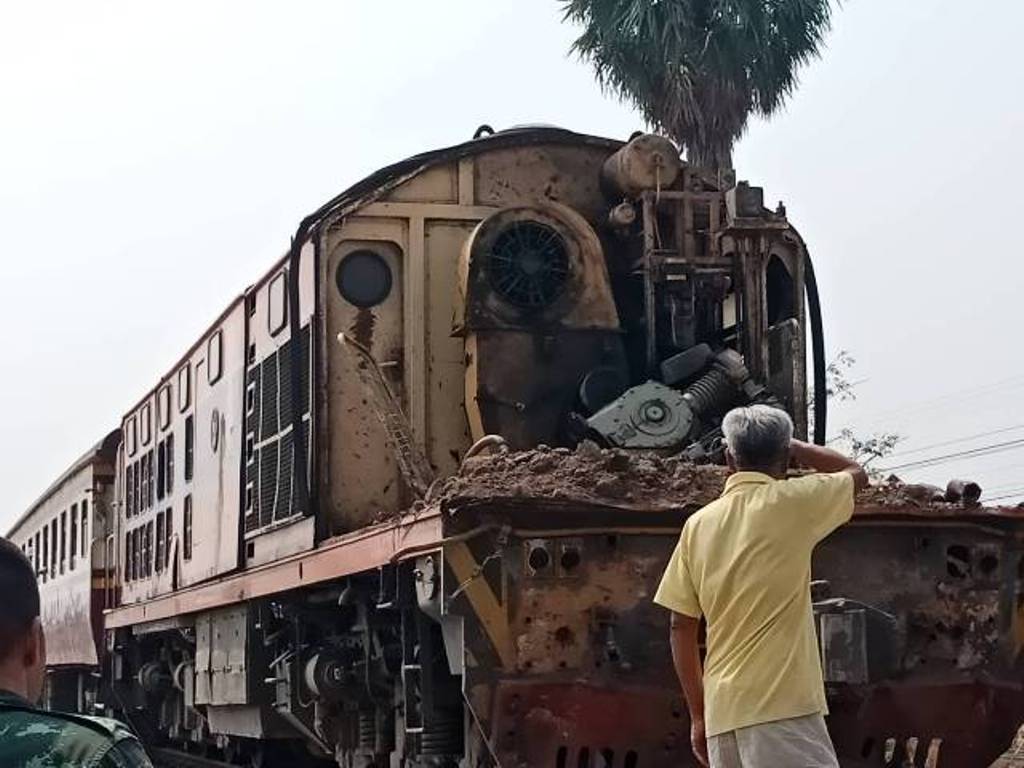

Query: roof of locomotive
[[118, 126, 627, 419], [8, 428, 121, 538]]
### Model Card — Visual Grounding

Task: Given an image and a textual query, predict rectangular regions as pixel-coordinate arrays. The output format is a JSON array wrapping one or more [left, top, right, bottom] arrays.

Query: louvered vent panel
[[260, 350, 279, 438]]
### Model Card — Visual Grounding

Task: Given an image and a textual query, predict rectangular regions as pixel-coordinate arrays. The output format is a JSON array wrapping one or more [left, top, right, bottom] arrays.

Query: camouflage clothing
[[0, 690, 153, 768]]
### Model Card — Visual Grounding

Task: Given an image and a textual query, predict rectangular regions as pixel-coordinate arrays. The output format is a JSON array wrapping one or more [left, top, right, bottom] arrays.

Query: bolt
[[643, 402, 667, 423]]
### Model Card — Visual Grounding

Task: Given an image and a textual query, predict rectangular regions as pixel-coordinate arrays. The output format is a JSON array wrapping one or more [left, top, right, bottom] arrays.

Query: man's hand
[[690, 716, 709, 767]]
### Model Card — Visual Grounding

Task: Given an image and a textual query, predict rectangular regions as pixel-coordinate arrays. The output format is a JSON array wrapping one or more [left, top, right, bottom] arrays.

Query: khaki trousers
[[708, 714, 839, 768]]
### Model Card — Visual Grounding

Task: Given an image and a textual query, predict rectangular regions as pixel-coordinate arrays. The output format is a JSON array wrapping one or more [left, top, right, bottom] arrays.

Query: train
[[8, 126, 1024, 768]]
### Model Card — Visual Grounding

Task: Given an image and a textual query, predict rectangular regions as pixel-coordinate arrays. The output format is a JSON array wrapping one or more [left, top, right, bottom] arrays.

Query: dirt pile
[[429, 442, 1016, 514], [432, 441, 728, 510]]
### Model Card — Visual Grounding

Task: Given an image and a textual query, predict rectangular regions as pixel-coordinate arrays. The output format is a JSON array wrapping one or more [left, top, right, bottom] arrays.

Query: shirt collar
[[722, 471, 775, 495]]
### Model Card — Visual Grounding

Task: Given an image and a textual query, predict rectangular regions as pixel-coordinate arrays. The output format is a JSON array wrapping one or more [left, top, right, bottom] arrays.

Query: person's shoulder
[[777, 471, 855, 502], [683, 495, 730, 534], [0, 703, 146, 767]]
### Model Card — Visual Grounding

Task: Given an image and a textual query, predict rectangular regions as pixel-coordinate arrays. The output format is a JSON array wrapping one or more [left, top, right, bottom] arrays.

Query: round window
[[336, 250, 393, 308]]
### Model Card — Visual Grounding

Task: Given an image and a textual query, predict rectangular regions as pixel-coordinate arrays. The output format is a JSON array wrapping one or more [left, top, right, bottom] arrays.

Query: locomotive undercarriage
[[106, 565, 471, 768]]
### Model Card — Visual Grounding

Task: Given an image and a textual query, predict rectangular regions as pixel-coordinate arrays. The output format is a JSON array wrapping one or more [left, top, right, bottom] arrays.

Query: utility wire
[[882, 423, 1024, 461], [878, 438, 1024, 473], [832, 374, 1024, 431], [982, 491, 1024, 504]]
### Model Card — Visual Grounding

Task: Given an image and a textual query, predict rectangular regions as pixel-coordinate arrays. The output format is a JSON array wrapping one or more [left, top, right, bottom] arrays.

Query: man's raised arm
[[789, 439, 869, 493]]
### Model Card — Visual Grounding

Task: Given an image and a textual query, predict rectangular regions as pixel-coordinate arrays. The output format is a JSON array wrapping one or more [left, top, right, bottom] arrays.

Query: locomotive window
[[165, 507, 173, 570], [127, 416, 138, 458], [129, 462, 137, 518], [178, 364, 191, 413], [157, 442, 166, 501], [184, 416, 194, 482], [81, 500, 88, 558], [269, 271, 288, 336], [158, 385, 172, 431], [208, 331, 223, 385], [132, 528, 140, 582], [336, 250, 393, 308], [141, 404, 152, 447], [183, 495, 193, 561], [147, 451, 155, 509], [155, 512, 164, 573], [166, 434, 175, 495]]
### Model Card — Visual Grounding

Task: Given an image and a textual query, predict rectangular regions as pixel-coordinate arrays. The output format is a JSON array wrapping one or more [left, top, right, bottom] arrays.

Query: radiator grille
[[244, 323, 312, 535]]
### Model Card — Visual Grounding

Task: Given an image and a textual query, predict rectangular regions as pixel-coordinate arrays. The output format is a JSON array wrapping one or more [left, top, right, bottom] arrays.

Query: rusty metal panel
[[323, 228, 407, 532], [210, 607, 248, 705], [194, 613, 213, 705], [104, 510, 441, 629], [424, 220, 476, 475]]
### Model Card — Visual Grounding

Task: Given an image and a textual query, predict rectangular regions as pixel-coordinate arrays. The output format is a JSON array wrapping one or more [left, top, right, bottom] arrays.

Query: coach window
[[41, 528, 49, 582], [159, 385, 172, 431], [208, 331, 223, 385], [70, 503, 78, 569], [183, 495, 193, 561], [146, 521, 154, 577], [81, 500, 88, 558], [60, 511, 67, 574], [269, 271, 288, 336], [33, 532, 40, 577], [50, 519, 58, 578]]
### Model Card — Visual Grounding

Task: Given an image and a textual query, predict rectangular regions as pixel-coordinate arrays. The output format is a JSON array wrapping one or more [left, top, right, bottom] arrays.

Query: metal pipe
[[804, 250, 827, 445]]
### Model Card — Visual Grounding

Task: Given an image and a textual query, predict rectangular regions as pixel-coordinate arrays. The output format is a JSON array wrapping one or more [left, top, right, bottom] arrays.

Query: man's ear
[[724, 448, 737, 472], [24, 618, 44, 668]]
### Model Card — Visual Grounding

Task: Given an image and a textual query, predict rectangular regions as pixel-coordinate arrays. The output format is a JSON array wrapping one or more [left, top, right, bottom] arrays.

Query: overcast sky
[[2, 0, 1022, 529]]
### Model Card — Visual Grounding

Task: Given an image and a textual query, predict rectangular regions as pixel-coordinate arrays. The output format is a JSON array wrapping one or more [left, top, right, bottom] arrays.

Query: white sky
[[1, 0, 1022, 529]]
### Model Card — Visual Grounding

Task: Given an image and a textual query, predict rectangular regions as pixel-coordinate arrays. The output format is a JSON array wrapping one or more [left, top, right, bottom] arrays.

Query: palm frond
[[561, 0, 835, 168]]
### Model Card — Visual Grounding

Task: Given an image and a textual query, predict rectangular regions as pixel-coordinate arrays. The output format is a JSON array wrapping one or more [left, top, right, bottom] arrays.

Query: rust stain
[[350, 308, 376, 349]]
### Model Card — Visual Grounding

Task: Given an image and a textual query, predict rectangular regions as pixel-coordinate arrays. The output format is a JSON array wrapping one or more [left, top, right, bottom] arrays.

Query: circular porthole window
[[336, 250, 393, 308]]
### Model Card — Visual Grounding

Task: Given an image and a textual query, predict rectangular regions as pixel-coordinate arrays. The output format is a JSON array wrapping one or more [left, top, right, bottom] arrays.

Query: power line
[[983, 491, 1024, 504], [832, 374, 1024, 431], [878, 438, 1024, 473], [882, 423, 1024, 461]]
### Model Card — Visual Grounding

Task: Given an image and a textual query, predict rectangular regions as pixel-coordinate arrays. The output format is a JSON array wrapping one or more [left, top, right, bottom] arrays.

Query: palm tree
[[562, 0, 835, 169]]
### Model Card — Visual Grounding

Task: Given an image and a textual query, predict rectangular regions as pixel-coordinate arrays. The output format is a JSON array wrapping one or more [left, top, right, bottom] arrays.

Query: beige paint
[[319, 145, 621, 530]]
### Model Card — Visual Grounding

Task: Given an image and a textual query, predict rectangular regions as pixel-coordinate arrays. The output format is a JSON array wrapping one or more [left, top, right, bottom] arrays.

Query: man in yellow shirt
[[655, 405, 868, 767]]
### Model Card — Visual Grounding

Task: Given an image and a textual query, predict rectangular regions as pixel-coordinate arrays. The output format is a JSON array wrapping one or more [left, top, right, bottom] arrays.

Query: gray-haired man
[[655, 405, 868, 767]]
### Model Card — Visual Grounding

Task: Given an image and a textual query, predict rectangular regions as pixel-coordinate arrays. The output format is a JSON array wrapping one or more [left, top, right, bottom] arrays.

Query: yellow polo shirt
[[654, 471, 855, 737]]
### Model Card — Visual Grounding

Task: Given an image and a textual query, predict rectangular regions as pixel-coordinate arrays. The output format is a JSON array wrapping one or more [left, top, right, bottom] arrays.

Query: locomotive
[[8, 127, 1024, 768]]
